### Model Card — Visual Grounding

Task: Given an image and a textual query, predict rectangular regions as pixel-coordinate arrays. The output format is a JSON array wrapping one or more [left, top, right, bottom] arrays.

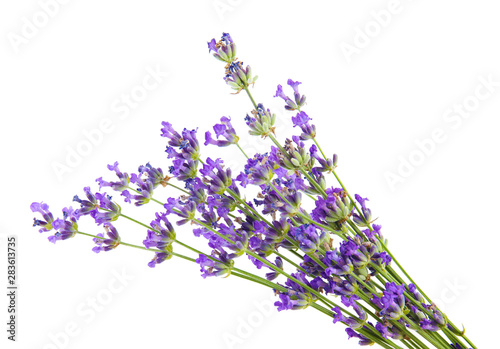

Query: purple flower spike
[[73, 187, 99, 218], [196, 251, 233, 278], [274, 84, 287, 100], [371, 282, 406, 321], [129, 175, 154, 206], [174, 201, 197, 225], [287, 79, 302, 95], [345, 328, 373, 346], [160, 121, 182, 146], [332, 306, 347, 324], [121, 190, 132, 204], [92, 193, 121, 225], [148, 249, 173, 268], [207, 38, 217, 53], [223, 61, 257, 93], [221, 32, 233, 44], [265, 257, 283, 281], [237, 153, 276, 187], [207, 33, 237, 64], [376, 322, 390, 339], [420, 319, 440, 331], [274, 79, 306, 111], [353, 194, 372, 227], [48, 206, 79, 244], [201, 158, 232, 195], [291, 111, 312, 128], [163, 125, 201, 166], [204, 116, 239, 147], [92, 223, 121, 253], [274, 84, 298, 111], [311, 146, 337, 173], [31, 202, 54, 233], [274, 291, 310, 311], [312, 188, 353, 225], [143, 212, 176, 250], [138, 163, 168, 189], [290, 224, 326, 253], [96, 161, 130, 192]]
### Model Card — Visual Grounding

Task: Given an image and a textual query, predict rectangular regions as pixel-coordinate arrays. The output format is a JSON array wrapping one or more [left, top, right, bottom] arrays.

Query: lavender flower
[[290, 224, 326, 253], [265, 257, 283, 281], [163, 123, 201, 163], [161, 121, 182, 146], [204, 116, 239, 147], [73, 187, 99, 218], [291, 111, 311, 128], [278, 137, 314, 171], [31, 202, 54, 233], [92, 223, 120, 253], [420, 319, 440, 331], [236, 153, 275, 187], [245, 104, 276, 138], [274, 79, 307, 111], [196, 251, 234, 278], [352, 194, 372, 227], [341, 296, 368, 330], [49, 207, 79, 243], [144, 212, 176, 249], [408, 283, 424, 302], [148, 246, 173, 268], [138, 163, 169, 188], [207, 32, 237, 63], [201, 158, 232, 195], [372, 282, 406, 321], [129, 174, 153, 206], [310, 144, 338, 174], [174, 201, 197, 225], [312, 188, 353, 225], [93, 193, 121, 224], [223, 61, 257, 93], [28, 32, 479, 349], [96, 161, 130, 192], [274, 290, 312, 311], [345, 328, 373, 346]]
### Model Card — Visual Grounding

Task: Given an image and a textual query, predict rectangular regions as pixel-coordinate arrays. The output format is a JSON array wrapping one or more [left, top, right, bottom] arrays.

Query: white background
[[1, 1, 498, 348]]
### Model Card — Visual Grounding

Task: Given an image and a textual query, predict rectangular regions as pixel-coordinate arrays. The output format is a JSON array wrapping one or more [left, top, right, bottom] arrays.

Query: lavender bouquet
[[31, 33, 476, 349]]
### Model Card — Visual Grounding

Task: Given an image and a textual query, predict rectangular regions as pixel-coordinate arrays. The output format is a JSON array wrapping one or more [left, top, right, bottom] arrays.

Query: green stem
[[311, 138, 366, 221], [194, 218, 354, 316], [131, 189, 319, 304], [244, 85, 258, 108], [273, 250, 308, 275], [401, 339, 419, 349], [378, 239, 475, 349], [232, 264, 399, 349], [166, 182, 190, 195], [77, 231, 165, 254], [236, 142, 249, 158]]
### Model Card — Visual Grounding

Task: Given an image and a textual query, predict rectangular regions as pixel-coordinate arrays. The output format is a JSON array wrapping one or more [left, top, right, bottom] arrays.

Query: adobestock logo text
[[7, 0, 72, 54], [384, 74, 499, 191], [51, 65, 169, 182]]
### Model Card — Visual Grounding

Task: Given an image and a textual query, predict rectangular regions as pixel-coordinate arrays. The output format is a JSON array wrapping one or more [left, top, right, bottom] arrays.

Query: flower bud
[[245, 104, 276, 138]]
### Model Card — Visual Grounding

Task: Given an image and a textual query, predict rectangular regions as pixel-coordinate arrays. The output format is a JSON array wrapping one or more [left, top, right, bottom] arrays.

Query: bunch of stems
[[32, 34, 477, 349]]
